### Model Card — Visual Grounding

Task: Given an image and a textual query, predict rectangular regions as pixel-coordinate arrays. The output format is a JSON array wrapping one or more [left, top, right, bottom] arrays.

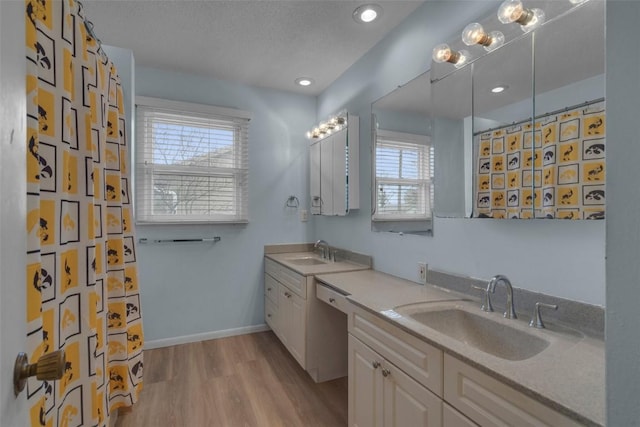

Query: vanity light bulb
[[498, 0, 524, 24], [432, 43, 454, 63], [569, 0, 587, 4], [520, 8, 545, 32], [306, 131, 312, 139], [461, 23, 487, 46]]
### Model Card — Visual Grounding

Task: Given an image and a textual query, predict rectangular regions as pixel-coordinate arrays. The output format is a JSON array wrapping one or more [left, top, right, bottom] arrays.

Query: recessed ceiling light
[[491, 85, 508, 93], [295, 77, 314, 87], [353, 4, 382, 23]]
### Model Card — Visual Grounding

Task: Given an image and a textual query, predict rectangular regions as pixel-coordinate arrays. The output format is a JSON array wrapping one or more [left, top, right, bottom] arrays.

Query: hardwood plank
[[115, 331, 347, 427]]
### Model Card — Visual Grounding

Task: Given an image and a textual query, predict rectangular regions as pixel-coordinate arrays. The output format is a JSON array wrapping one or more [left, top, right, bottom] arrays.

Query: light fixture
[[306, 113, 347, 139], [295, 77, 314, 87], [353, 4, 382, 23], [491, 85, 508, 93], [461, 23, 505, 51], [432, 43, 471, 68], [497, 0, 545, 32]]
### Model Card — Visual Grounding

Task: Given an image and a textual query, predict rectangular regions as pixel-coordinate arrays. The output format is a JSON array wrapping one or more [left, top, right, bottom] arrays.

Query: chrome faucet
[[487, 275, 517, 319], [314, 239, 330, 260]]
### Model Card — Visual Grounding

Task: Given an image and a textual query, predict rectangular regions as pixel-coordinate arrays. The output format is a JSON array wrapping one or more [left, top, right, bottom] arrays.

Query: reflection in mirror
[[472, 34, 534, 219], [371, 71, 433, 235], [533, 0, 605, 220], [431, 65, 473, 218], [431, 0, 604, 220]]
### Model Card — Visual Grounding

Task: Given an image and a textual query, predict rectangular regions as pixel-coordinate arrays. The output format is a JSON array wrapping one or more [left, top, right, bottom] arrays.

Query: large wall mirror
[[371, 72, 433, 235], [431, 0, 605, 219]]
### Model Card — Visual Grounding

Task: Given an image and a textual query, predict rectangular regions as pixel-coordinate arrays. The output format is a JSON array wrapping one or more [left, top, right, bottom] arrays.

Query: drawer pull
[[372, 360, 381, 369], [267, 287, 272, 291], [285, 292, 291, 298], [329, 298, 336, 303], [382, 368, 391, 377]]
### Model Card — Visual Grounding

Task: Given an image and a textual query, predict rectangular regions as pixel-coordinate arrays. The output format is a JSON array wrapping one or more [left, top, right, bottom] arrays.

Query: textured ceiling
[[83, 0, 425, 95]]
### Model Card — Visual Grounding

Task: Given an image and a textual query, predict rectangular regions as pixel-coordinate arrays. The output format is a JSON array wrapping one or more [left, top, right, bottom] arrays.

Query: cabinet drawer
[[443, 354, 582, 427], [264, 273, 279, 305], [350, 309, 443, 397], [265, 258, 306, 298], [316, 282, 350, 314]]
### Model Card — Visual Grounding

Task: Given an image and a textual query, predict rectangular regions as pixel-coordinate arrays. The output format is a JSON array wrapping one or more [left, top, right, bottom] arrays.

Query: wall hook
[[286, 195, 299, 208]]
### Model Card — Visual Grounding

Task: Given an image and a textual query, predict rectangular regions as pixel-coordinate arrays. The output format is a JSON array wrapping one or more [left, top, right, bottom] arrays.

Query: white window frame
[[373, 129, 433, 221], [135, 96, 251, 224]]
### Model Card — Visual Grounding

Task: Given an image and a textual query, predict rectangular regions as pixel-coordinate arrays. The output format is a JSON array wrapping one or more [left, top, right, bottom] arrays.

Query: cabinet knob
[[329, 298, 336, 303], [267, 287, 272, 291], [285, 292, 291, 298], [267, 314, 272, 318], [381, 368, 391, 377], [372, 360, 381, 369]]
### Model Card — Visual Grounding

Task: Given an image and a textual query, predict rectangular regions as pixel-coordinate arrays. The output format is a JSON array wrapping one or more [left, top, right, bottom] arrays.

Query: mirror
[[431, 0, 605, 219], [431, 65, 472, 218], [371, 71, 433, 235]]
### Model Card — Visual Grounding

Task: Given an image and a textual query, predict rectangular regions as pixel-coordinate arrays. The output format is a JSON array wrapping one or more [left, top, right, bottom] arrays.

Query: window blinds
[[135, 97, 250, 223], [374, 130, 433, 220]]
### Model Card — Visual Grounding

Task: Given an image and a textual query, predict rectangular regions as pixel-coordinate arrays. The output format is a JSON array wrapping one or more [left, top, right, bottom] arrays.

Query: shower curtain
[[26, 0, 143, 425]]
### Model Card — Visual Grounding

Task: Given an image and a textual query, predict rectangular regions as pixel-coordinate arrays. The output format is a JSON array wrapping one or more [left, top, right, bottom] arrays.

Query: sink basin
[[287, 257, 328, 266], [397, 307, 550, 361]]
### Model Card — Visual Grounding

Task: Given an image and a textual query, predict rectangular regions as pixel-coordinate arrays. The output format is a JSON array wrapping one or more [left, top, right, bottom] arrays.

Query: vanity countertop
[[265, 252, 370, 276], [316, 269, 605, 427]]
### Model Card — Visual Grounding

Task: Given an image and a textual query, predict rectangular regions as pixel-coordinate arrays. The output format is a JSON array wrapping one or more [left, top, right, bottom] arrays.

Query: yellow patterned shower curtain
[[26, 0, 143, 425]]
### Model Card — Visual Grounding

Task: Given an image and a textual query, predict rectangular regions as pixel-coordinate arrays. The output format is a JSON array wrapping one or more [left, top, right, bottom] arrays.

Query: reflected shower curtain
[[26, 0, 143, 425]]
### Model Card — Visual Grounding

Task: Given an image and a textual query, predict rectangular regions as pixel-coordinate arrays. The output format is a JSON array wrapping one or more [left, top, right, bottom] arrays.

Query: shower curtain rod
[[139, 237, 222, 244], [473, 97, 605, 136]]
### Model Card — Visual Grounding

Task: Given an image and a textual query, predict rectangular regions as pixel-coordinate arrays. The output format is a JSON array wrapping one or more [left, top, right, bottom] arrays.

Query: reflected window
[[374, 130, 433, 220]]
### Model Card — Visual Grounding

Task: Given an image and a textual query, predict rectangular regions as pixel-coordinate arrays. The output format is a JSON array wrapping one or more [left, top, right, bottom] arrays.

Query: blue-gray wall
[[133, 67, 316, 342], [606, 1, 640, 424], [315, 0, 605, 306]]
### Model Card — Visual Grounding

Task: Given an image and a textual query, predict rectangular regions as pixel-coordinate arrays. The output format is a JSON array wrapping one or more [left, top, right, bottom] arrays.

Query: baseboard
[[143, 324, 270, 350]]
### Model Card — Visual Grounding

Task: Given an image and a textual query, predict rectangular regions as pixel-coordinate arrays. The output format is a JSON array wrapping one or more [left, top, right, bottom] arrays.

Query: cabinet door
[[310, 141, 322, 215], [289, 291, 306, 368], [278, 284, 292, 349], [383, 361, 442, 427], [349, 334, 384, 427], [443, 354, 582, 427], [332, 128, 348, 215], [443, 402, 478, 427], [320, 135, 334, 215]]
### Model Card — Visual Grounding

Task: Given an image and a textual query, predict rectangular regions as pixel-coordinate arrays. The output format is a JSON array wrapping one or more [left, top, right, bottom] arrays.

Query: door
[[349, 334, 383, 427], [0, 1, 29, 426], [310, 141, 321, 214], [320, 135, 334, 215], [383, 361, 442, 426]]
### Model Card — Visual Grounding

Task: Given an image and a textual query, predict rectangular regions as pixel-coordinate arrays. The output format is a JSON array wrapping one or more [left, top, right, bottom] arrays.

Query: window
[[373, 130, 433, 221], [135, 97, 250, 224]]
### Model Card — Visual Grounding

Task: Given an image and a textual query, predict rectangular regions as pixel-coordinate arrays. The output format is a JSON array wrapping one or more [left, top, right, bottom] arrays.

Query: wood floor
[[115, 331, 348, 427]]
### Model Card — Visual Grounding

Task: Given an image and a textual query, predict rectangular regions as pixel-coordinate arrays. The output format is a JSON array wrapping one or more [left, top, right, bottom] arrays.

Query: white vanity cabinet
[[349, 307, 444, 427], [348, 305, 583, 427], [309, 115, 359, 216], [264, 257, 351, 382]]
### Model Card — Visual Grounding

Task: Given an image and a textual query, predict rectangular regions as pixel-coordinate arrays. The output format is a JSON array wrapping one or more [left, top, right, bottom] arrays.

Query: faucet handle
[[471, 285, 494, 313], [529, 302, 558, 329]]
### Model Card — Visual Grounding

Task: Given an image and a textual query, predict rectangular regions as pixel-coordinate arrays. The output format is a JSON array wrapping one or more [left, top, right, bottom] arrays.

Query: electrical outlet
[[300, 209, 308, 222], [418, 262, 427, 284]]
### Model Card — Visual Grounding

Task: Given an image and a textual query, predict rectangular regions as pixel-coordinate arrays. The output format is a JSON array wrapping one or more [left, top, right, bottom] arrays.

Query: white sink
[[286, 256, 328, 266]]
